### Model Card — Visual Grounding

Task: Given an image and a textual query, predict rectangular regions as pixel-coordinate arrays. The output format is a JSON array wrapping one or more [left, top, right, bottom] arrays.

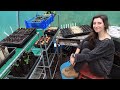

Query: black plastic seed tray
[[0, 28, 36, 48], [80, 25, 93, 34], [13, 28, 36, 35], [0, 34, 30, 48], [61, 25, 93, 38], [0, 47, 16, 68], [7, 56, 40, 79]]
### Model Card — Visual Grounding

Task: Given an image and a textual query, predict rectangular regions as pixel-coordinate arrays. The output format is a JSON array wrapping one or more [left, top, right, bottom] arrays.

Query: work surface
[[56, 31, 88, 46]]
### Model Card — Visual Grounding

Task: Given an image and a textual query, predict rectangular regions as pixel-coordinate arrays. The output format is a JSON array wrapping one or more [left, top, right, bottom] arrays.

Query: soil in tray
[[34, 36, 52, 48], [9, 51, 37, 77], [2, 34, 28, 44], [13, 28, 35, 35], [44, 27, 58, 36], [61, 25, 93, 38], [32, 16, 44, 22], [32, 16, 49, 22]]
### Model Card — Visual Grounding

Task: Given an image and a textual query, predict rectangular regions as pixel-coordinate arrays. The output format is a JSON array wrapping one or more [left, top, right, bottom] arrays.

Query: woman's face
[[93, 17, 105, 33]]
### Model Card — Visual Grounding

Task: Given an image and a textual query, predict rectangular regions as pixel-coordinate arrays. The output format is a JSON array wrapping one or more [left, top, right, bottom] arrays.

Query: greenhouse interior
[[0, 11, 120, 79]]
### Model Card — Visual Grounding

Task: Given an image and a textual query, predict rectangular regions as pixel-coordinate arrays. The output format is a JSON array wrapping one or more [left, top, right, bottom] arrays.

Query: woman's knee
[[81, 41, 89, 49], [81, 48, 91, 54]]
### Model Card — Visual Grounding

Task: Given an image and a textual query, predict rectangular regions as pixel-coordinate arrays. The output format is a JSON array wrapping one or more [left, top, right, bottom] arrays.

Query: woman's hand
[[70, 55, 75, 66]]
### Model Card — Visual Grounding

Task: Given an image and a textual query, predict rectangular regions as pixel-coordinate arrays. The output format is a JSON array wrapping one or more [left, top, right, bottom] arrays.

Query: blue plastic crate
[[50, 14, 54, 22], [31, 19, 46, 29], [42, 14, 54, 29], [25, 14, 54, 29], [25, 17, 46, 29], [25, 17, 35, 28]]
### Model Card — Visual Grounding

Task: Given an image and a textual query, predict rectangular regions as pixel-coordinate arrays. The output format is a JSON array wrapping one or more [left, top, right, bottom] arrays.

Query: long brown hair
[[88, 14, 109, 49]]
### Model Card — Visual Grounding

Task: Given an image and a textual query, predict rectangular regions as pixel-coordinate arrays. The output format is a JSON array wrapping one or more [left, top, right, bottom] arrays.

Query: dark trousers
[[74, 41, 107, 77]]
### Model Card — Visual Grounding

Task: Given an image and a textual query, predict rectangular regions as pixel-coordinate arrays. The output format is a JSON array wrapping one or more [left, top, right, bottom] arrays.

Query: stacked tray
[[61, 25, 93, 38], [0, 28, 36, 48]]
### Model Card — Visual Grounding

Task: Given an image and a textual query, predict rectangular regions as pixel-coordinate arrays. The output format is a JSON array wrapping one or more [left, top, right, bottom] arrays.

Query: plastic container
[[25, 18, 46, 29], [7, 56, 40, 79], [25, 14, 54, 29], [50, 14, 54, 22], [0, 47, 16, 68], [0, 29, 36, 48], [45, 14, 54, 27], [60, 61, 75, 79]]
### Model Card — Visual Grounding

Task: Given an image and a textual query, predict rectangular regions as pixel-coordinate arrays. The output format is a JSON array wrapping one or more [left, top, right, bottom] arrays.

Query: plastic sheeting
[[0, 11, 18, 41]]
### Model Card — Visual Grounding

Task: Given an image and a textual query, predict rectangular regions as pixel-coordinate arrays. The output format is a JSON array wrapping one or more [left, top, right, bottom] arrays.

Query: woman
[[61, 14, 115, 79]]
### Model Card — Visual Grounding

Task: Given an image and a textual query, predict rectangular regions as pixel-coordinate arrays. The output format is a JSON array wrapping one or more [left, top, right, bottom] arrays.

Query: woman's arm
[[75, 48, 80, 54], [74, 40, 115, 63], [70, 37, 88, 65], [70, 48, 80, 65]]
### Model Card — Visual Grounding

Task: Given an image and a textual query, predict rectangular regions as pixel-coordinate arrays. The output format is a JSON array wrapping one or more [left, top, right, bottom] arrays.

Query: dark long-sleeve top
[[75, 38, 115, 75]]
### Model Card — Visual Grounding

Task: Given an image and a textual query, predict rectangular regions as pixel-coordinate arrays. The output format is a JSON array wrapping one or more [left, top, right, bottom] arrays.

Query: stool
[[78, 63, 105, 79], [60, 61, 75, 79]]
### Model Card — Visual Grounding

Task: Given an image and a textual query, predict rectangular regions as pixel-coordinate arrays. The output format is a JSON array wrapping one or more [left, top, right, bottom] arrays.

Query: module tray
[[0, 34, 30, 48], [34, 36, 52, 49], [13, 28, 36, 35], [0, 47, 16, 68], [61, 25, 93, 38], [44, 27, 58, 36], [0, 29, 36, 48], [7, 52, 40, 79]]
